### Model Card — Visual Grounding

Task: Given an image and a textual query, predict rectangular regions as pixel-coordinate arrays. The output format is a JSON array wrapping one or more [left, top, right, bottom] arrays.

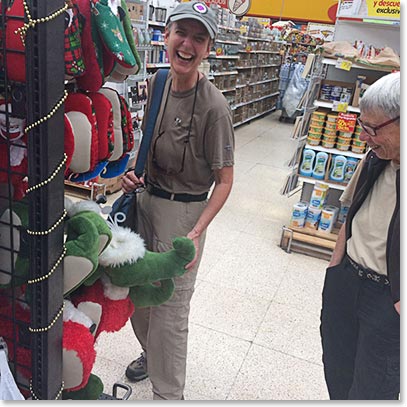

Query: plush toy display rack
[[0, 0, 66, 400]]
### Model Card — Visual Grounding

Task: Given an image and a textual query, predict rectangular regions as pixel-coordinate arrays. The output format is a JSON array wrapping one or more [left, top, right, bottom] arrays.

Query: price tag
[[336, 58, 353, 71], [336, 113, 357, 132], [332, 101, 349, 113]]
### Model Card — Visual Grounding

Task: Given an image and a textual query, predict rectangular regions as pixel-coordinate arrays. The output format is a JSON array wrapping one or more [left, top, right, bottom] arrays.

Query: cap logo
[[193, 2, 208, 14]]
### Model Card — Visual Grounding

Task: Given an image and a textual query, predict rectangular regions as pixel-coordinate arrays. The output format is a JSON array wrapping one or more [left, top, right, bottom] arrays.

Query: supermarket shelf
[[148, 20, 165, 27], [219, 25, 241, 32], [236, 63, 280, 70], [233, 106, 277, 127], [322, 57, 395, 73], [236, 78, 279, 88], [220, 87, 236, 93], [239, 50, 281, 54], [211, 70, 238, 76], [314, 100, 360, 113], [146, 63, 170, 69], [208, 53, 240, 60], [233, 92, 279, 109], [215, 39, 241, 46], [241, 36, 272, 42], [280, 225, 338, 261], [150, 41, 165, 46], [305, 144, 365, 159], [298, 176, 347, 191], [337, 16, 400, 28]]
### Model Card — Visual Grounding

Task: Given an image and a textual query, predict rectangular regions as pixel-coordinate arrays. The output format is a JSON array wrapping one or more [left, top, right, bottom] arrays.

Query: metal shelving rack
[[0, 0, 65, 400]]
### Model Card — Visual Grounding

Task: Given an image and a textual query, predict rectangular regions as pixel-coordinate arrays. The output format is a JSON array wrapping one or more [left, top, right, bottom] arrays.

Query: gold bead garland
[[16, 0, 69, 46], [30, 379, 65, 400], [27, 245, 66, 285], [26, 153, 68, 194], [25, 90, 68, 134], [28, 302, 65, 333], [26, 209, 67, 236]]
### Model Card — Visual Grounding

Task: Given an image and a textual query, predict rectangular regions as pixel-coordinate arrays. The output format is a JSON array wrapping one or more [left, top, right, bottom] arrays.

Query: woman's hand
[[185, 228, 200, 271], [121, 170, 144, 193]]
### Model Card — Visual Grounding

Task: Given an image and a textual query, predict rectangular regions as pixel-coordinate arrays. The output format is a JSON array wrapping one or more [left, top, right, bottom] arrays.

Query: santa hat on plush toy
[[75, 0, 105, 92], [65, 93, 110, 181], [3, 0, 26, 83], [87, 92, 115, 163], [96, 88, 130, 178], [64, 114, 75, 175], [64, 1, 86, 81], [93, 0, 138, 71]]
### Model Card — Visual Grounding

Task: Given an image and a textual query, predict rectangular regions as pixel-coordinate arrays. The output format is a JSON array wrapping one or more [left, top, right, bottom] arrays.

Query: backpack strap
[[134, 69, 169, 178]]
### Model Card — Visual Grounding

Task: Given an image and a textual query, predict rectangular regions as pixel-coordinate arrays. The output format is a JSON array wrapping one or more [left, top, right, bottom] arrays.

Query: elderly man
[[320, 71, 400, 400]]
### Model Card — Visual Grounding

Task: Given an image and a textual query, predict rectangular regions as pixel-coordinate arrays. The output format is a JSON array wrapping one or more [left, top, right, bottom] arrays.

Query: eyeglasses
[[356, 116, 400, 137]]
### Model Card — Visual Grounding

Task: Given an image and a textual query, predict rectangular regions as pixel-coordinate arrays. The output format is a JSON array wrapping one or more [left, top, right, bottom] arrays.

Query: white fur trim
[[63, 300, 94, 329], [98, 226, 145, 267], [66, 199, 102, 218], [101, 274, 129, 300]]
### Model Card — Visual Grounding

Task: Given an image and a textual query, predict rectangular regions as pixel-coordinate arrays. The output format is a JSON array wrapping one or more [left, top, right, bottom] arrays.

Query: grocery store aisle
[[92, 111, 330, 400]]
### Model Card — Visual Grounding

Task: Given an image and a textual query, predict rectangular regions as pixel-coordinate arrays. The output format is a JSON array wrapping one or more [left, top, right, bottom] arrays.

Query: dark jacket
[[345, 150, 400, 303]]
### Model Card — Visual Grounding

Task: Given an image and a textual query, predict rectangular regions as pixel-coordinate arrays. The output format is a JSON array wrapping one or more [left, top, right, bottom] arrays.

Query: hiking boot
[[125, 352, 148, 382]]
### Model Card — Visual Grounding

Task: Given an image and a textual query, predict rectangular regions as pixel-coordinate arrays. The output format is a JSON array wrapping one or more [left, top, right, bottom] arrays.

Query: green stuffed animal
[[61, 198, 195, 399]]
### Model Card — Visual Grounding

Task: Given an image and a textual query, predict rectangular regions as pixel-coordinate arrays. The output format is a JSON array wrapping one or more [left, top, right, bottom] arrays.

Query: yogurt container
[[312, 111, 327, 121], [336, 142, 350, 151], [324, 121, 337, 131], [326, 114, 338, 123], [322, 139, 335, 148], [309, 124, 324, 134], [351, 144, 365, 154], [338, 131, 353, 138], [352, 139, 366, 147]]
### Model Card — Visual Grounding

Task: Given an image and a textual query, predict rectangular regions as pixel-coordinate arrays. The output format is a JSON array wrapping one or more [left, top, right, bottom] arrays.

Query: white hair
[[359, 71, 400, 119]]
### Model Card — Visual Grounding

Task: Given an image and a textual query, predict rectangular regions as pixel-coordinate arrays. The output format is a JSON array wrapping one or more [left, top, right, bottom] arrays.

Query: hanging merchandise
[[0, 197, 197, 400], [0, 339, 25, 400], [281, 63, 309, 118], [64, 2, 86, 80]]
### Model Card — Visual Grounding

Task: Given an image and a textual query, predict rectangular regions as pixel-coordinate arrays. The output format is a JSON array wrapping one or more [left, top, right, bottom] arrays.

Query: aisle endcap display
[[280, 1, 400, 260]]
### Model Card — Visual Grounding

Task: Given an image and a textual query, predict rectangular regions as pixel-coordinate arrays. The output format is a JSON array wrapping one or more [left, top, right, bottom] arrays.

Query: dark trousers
[[320, 256, 400, 400]]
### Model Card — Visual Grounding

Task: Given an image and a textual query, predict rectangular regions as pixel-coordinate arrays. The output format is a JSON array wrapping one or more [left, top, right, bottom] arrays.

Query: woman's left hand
[[185, 229, 200, 270]]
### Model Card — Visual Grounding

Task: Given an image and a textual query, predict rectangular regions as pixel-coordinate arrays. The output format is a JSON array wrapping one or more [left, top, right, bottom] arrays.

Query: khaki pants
[[130, 191, 207, 400]]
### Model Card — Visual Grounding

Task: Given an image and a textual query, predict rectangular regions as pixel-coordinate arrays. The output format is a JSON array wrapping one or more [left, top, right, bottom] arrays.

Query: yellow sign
[[247, 1, 338, 23], [336, 58, 353, 71], [366, 0, 400, 18], [332, 101, 349, 113]]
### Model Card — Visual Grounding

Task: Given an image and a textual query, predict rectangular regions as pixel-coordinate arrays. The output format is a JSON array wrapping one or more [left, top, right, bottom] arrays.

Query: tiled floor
[[90, 111, 330, 400]]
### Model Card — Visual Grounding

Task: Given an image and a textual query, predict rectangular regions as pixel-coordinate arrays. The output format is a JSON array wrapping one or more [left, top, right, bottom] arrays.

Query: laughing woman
[[120, 2, 235, 400]]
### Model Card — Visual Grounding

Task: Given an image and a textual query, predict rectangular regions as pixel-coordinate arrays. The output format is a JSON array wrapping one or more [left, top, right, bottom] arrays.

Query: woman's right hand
[[121, 170, 145, 193]]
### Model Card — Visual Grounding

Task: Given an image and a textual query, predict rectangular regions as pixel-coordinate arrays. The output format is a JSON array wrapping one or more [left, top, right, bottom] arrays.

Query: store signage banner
[[194, 0, 338, 22], [246, 0, 338, 23], [337, 0, 400, 20], [199, 0, 228, 9], [366, 0, 400, 18]]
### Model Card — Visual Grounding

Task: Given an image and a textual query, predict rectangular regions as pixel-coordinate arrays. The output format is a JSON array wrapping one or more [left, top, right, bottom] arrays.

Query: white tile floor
[[90, 111, 331, 400]]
